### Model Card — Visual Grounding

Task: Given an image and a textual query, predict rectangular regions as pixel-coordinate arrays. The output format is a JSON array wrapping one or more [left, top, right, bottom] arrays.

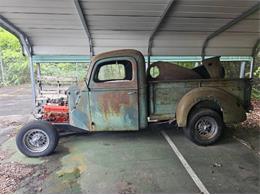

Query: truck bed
[[148, 78, 251, 121]]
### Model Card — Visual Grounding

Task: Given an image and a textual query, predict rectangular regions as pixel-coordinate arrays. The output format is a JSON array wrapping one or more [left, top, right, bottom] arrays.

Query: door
[[88, 57, 139, 131]]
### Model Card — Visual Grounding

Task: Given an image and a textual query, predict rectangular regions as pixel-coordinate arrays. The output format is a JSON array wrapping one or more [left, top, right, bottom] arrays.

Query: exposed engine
[[34, 76, 78, 123], [38, 97, 69, 123]]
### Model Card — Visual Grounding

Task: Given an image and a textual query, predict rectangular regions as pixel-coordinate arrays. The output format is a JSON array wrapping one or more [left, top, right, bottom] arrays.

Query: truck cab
[[68, 49, 148, 131]]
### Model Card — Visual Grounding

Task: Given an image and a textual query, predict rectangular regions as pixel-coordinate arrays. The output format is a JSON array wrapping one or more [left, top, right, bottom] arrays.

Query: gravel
[[0, 162, 35, 194]]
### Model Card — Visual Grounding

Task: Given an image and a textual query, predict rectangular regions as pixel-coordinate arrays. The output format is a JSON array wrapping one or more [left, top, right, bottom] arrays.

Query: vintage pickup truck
[[16, 49, 252, 157]]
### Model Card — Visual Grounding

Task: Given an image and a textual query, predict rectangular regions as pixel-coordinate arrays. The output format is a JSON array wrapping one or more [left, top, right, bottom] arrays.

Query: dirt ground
[[229, 100, 260, 156], [0, 85, 259, 193]]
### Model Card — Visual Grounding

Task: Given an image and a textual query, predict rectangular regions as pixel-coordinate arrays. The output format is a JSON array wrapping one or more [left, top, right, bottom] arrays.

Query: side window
[[150, 65, 160, 78], [94, 60, 132, 82]]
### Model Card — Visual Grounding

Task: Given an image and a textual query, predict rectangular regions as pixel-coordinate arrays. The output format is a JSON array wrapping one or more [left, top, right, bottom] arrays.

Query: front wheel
[[184, 109, 223, 146], [16, 120, 59, 157]]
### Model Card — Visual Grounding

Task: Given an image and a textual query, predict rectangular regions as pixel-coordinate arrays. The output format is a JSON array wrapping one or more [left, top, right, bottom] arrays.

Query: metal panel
[[148, 0, 177, 65], [201, 2, 260, 59], [0, 0, 259, 56], [74, 0, 94, 56], [33, 46, 90, 55]]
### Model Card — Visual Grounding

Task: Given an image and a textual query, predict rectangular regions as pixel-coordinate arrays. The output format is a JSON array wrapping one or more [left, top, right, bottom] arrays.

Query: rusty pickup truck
[[16, 49, 252, 157]]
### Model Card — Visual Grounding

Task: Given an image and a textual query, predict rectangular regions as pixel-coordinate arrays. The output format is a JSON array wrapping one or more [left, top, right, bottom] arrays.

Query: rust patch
[[98, 92, 131, 114]]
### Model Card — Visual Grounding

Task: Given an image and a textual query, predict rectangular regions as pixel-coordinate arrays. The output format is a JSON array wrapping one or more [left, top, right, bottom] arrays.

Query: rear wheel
[[16, 120, 59, 157], [184, 109, 223, 145]]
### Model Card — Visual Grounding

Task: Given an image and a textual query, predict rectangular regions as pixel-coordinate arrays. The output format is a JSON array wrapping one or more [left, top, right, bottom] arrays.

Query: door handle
[[128, 91, 137, 95]]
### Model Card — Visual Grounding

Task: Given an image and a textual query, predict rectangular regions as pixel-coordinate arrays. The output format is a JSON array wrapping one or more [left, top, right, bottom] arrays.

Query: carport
[[0, 0, 260, 193], [0, 0, 259, 106]]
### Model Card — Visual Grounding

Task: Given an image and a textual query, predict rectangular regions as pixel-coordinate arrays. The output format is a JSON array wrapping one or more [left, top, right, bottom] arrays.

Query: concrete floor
[[0, 84, 32, 116], [0, 85, 259, 193]]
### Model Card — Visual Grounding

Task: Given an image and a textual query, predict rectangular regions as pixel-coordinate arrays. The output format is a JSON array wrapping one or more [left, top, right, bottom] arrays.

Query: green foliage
[[97, 63, 125, 81], [176, 62, 195, 69], [252, 65, 260, 100], [40, 62, 88, 80], [0, 28, 29, 85], [0, 27, 89, 85], [254, 65, 260, 78]]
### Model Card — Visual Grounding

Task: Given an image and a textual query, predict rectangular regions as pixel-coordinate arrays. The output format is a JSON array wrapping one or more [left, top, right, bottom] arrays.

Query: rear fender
[[176, 87, 246, 127]]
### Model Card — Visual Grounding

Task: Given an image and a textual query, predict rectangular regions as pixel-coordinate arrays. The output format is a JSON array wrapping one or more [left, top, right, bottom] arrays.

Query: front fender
[[67, 84, 90, 130], [176, 87, 246, 127], [67, 85, 80, 109]]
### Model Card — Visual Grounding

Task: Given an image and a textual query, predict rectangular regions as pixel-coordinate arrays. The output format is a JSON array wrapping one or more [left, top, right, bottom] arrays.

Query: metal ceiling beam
[[0, 15, 32, 56], [201, 2, 260, 60], [147, 0, 177, 66], [252, 38, 260, 57], [74, 0, 94, 57]]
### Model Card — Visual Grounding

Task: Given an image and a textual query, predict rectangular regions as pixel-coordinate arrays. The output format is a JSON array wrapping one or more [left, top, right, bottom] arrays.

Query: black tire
[[184, 109, 223, 146], [16, 120, 59, 157]]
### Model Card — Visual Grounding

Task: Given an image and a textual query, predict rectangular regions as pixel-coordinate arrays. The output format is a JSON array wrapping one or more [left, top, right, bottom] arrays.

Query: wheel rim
[[23, 129, 50, 153], [195, 116, 218, 140]]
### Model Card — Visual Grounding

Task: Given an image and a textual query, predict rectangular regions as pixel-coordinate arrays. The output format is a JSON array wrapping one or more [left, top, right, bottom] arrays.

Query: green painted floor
[[2, 124, 259, 193]]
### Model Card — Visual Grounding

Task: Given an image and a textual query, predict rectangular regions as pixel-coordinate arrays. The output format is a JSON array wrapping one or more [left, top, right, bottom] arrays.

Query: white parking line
[[232, 136, 252, 150], [161, 130, 209, 194]]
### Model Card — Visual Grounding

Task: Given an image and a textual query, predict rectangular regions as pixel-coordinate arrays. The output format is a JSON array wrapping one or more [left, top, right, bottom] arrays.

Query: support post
[[0, 50, 5, 84], [36, 63, 42, 95], [29, 56, 36, 108], [249, 59, 254, 78], [36, 63, 41, 80], [250, 39, 260, 78], [74, 0, 94, 57], [147, 0, 177, 66], [239, 61, 246, 78], [201, 2, 260, 60]]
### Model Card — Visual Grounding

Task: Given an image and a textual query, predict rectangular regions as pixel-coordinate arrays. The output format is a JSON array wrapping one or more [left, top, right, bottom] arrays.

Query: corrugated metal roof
[[0, 0, 259, 56]]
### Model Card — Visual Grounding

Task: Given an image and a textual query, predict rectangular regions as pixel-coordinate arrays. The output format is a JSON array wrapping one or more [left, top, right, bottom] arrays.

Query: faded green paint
[[68, 50, 148, 131], [1, 137, 43, 165], [88, 56, 139, 131], [90, 50, 148, 130], [149, 78, 250, 125], [68, 85, 91, 130]]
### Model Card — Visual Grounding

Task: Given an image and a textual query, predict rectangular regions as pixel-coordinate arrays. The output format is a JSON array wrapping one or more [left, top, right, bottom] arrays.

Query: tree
[[0, 28, 29, 85]]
